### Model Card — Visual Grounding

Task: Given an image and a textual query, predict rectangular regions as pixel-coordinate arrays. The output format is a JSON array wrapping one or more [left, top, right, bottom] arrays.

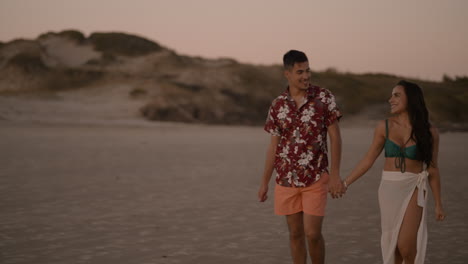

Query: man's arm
[[258, 135, 280, 202], [327, 121, 344, 198]]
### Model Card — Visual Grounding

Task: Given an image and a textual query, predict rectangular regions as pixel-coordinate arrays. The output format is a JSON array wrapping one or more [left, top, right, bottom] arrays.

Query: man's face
[[285, 61, 311, 90]]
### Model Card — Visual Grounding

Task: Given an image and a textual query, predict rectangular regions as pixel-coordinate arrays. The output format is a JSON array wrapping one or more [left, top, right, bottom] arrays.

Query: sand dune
[[2, 30, 466, 128]]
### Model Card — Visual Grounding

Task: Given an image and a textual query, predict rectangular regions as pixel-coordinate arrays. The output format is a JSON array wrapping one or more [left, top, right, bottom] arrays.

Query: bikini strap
[[385, 119, 389, 139], [403, 136, 412, 147]]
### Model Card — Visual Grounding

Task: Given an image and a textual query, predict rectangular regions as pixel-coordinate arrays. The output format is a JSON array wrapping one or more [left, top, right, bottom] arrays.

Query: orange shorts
[[274, 172, 329, 216]]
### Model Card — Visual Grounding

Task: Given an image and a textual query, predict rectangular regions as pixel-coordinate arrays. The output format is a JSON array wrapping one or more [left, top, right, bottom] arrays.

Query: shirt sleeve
[[264, 103, 281, 136], [324, 89, 343, 127]]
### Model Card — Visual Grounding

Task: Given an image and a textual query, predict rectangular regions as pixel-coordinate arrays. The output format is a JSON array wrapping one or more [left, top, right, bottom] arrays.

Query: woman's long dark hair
[[397, 80, 433, 167]]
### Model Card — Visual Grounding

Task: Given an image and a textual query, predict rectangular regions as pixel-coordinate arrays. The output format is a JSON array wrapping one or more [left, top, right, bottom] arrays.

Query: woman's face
[[388, 85, 408, 114]]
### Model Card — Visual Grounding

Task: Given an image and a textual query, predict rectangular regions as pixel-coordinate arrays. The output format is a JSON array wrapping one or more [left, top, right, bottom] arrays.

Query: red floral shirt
[[264, 85, 342, 187]]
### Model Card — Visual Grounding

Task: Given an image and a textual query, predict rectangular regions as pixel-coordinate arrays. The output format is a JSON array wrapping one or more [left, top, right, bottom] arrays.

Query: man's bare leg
[[286, 212, 307, 264], [304, 214, 325, 264]]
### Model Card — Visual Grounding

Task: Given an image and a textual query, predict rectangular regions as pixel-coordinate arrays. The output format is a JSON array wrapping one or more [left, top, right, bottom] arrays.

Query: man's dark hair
[[283, 50, 308, 70]]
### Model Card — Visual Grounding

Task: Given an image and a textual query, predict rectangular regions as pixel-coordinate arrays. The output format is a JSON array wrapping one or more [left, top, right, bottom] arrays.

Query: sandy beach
[[1, 116, 467, 264]]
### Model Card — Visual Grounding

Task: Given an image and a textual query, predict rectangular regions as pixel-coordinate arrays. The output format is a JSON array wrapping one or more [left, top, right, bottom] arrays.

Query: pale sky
[[1, 0, 467, 81]]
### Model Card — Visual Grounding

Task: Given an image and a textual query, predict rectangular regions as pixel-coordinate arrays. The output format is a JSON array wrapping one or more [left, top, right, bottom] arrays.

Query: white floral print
[[300, 107, 315, 123], [264, 85, 342, 187], [277, 106, 290, 120], [293, 178, 306, 187], [279, 146, 289, 159], [286, 172, 293, 185], [298, 152, 314, 166]]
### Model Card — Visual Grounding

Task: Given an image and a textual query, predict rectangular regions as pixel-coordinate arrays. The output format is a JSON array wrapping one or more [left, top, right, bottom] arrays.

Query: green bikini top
[[384, 119, 419, 172]]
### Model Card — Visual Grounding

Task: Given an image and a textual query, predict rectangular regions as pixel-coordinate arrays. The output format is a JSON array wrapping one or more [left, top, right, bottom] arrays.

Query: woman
[[343, 80, 445, 264]]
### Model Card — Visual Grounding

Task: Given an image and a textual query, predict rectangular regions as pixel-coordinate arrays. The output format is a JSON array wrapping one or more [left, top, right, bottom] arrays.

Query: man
[[258, 50, 345, 264]]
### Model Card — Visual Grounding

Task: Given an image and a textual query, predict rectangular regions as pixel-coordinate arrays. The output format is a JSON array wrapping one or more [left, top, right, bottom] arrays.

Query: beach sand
[[1, 118, 467, 264]]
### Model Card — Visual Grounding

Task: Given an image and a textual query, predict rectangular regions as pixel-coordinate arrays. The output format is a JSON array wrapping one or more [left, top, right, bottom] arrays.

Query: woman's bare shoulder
[[386, 116, 398, 125], [374, 119, 387, 137]]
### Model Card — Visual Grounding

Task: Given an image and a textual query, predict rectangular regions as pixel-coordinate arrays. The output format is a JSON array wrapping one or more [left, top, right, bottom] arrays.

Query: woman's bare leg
[[395, 188, 423, 264]]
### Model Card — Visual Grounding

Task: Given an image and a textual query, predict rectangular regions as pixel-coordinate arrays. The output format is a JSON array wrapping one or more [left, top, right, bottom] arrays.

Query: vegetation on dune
[[38, 30, 86, 43], [129, 87, 148, 98], [138, 63, 467, 128], [140, 63, 286, 125], [44, 69, 104, 91], [88, 32, 163, 56], [6, 53, 49, 74], [313, 71, 468, 126], [424, 77, 468, 126]]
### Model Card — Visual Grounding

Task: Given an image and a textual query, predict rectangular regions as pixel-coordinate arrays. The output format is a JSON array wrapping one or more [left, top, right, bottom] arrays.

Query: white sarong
[[378, 170, 429, 264]]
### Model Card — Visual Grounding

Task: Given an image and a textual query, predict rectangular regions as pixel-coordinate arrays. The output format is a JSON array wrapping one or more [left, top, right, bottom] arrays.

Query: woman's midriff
[[383, 157, 424, 174]]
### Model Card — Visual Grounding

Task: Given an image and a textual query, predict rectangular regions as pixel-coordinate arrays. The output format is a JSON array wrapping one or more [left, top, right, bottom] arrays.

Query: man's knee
[[289, 229, 305, 241], [305, 230, 322, 243]]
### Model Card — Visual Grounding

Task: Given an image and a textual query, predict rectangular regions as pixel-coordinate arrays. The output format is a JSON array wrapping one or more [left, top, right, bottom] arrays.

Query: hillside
[[0, 30, 466, 130]]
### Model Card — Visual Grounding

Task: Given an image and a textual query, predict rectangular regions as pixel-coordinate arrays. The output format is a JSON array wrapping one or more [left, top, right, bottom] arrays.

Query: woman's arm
[[427, 126, 446, 221], [344, 120, 386, 187]]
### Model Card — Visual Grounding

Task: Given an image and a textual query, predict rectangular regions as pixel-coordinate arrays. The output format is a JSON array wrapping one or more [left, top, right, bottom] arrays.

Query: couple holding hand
[[258, 50, 445, 264]]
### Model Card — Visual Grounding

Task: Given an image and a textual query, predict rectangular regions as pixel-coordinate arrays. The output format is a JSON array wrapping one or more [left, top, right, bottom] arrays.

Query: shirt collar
[[281, 85, 317, 101]]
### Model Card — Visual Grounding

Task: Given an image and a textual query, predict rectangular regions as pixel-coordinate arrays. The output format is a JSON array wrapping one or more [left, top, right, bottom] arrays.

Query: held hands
[[328, 174, 347, 199], [259, 175, 350, 201]]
